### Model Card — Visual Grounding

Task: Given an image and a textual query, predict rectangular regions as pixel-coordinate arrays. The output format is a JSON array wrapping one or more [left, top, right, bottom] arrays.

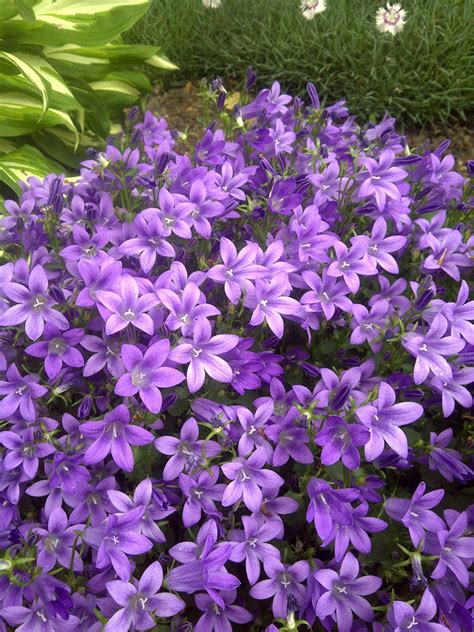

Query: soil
[[146, 82, 473, 174]]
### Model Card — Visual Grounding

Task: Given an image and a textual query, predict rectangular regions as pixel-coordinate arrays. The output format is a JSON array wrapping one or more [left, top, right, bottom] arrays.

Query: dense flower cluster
[[0, 77, 473, 632]]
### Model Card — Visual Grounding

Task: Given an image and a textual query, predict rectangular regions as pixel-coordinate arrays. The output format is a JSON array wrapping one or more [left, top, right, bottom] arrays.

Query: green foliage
[[0, 0, 177, 193], [127, 0, 473, 128]]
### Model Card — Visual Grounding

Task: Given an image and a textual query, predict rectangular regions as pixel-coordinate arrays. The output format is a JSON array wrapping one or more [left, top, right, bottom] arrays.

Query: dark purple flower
[[387, 588, 449, 632], [315, 416, 370, 470], [306, 478, 359, 541]]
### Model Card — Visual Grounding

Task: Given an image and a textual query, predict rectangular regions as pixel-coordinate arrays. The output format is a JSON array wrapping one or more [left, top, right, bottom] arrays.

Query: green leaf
[[0, 143, 63, 193], [14, 0, 36, 22], [0, 0, 152, 47], [145, 53, 178, 71], [0, 1, 20, 21], [32, 129, 85, 168], [0, 51, 49, 116], [68, 78, 110, 138], [0, 93, 79, 144]]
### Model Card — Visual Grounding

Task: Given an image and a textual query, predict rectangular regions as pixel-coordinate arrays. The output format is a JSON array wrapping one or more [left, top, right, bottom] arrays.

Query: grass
[[126, 0, 473, 128]]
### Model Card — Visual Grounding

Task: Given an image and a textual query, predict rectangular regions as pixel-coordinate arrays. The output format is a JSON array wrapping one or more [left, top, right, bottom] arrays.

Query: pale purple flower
[[0, 264, 68, 340], [327, 239, 377, 293], [81, 404, 154, 472], [350, 302, 389, 352], [207, 237, 267, 304], [265, 419, 314, 466], [179, 179, 224, 239], [357, 149, 407, 210], [169, 318, 239, 392], [95, 275, 158, 336], [426, 429, 472, 482], [76, 257, 122, 308], [115, 340, 185, 413], [244, 273, 301, 338], [306, 478, 360, 541], [0, 364, 47, 422], [301, 270, 352, 320], [119, 210, 175, 273], [0, 428, 55, 478], [359, 217, 407, 273], [385, 482, 445, 548], [104, 561, 184, 631], [423, 230, 471, 281], [84, 507, 153, 581], [402, 314, 465, 384], [33, 507, 83, 572], [315, 416, 370, 470], [194, 589, 252, 632], [81, 335, 124, 378], [250, 557, 310, 618], [157, 281, 220, 334], [60, 225, 111, 263], [314, 552, 382, 632], [154, 416, 221, 480], [229, 515, 281, 585], [236, 401, 274, 458], [270, 119, 296, 155], [387, 588, 449, 632], [179, 466, 226, 527], [221, 447, 284, 512], [355, 381, 423, 460], [25, 325, 84, 380]]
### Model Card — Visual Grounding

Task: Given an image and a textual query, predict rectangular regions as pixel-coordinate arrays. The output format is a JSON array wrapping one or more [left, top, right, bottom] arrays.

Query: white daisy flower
[[375, 3, 407, 35], [202, 0, 222, 8], [300, 0, 327, 20]]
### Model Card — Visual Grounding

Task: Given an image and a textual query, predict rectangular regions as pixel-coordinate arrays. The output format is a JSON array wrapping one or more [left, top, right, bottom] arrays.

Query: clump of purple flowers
[[0, 75, 472, 632]]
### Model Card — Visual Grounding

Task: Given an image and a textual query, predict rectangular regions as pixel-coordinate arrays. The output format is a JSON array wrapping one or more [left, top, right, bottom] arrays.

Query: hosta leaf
[[68, 78, 110, 138], [1, 0, 151, 47], [0, 51, 49, 115], [0, 93, 79, 144], [145, 53, 179, 71], [0, 143, 63, 193]]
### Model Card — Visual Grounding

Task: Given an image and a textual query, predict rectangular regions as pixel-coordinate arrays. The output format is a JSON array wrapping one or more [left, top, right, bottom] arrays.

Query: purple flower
[[314, 552, 382, 632], [154, 416, 221, 480], [350, 301, 389, 352], [270, 119, 296, 155], [179, 466, 226, 527], [301, 270, 352, 320], [0, 265, 68, 340], [387, 588, 449, 632], [0, 428, 55, 478], [115, 340, 185, 413], [95, 274, 159, 336], [157, 281, 220, 334], [306, 478, 360, 540], [402, 314, 465, 384], [315, 416, 370, 470], [84, 506, 153, 581], [355, 381, 423, 460], [179, 179, 224, 239], [229, 515, 281, 585], [327, 239, 377, 293], [119, 210, 175, 274], [104, 561, 184, 631], [76, 257, 122, 308], [169, 319, 239, 392], [265, 419, 314, 466], [244, 273, 301, 338], [250, 557, 310, 618], [207, 237, 267, 304], [429, 280, 474, 344], [426, 428, 473, 482], [81, 334, 124, 378], [422, 230, 471, 281], [385, 482, 445, 547], [0, 364, 47, 422], [194, 589, 252, 632], [357, 149, 408, 210], [33, 507, 83, 572], [107, 479, 174, 544], [60, 225, 111, 264], [25, 325, 84, 380], [81, 404, 154, 472], [221, 447, 284, 512], [357, 218, 407, 273], [236, 401, 274, 458]]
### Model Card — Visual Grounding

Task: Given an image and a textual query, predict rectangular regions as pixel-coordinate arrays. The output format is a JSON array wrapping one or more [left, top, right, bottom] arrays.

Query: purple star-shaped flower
[[179, 466, 226, 527], [194, 589, 252, 632], [327, 239, 377, 294], [115, 340, 185, 413], [0, 264, 68, 340], [0, 364, 47, 422], [81, 404, 154, 472], [221, 447, 284, 512], [387, 588, 448, 632], [315, 416, 370, 470], [357, 149, 407, 210], [355, 381, 423, 461], [154, 416, 221, 480], [169, 319, 239, 392], [314, 552, 382, 632], [33, 507, 83, 572], [25, 325, 84, 380], [104, 561, 184, 631], [250, 557, 310, 618], [95, 274, 159, 336], [229, 515, 281, 585]]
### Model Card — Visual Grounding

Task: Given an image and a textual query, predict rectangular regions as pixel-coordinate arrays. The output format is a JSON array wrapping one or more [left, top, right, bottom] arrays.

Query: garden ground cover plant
[[0, 76, 473, 631]]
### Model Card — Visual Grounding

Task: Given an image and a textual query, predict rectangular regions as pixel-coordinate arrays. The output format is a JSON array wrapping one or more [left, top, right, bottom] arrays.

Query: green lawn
[[126, 0, 473, 127]]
